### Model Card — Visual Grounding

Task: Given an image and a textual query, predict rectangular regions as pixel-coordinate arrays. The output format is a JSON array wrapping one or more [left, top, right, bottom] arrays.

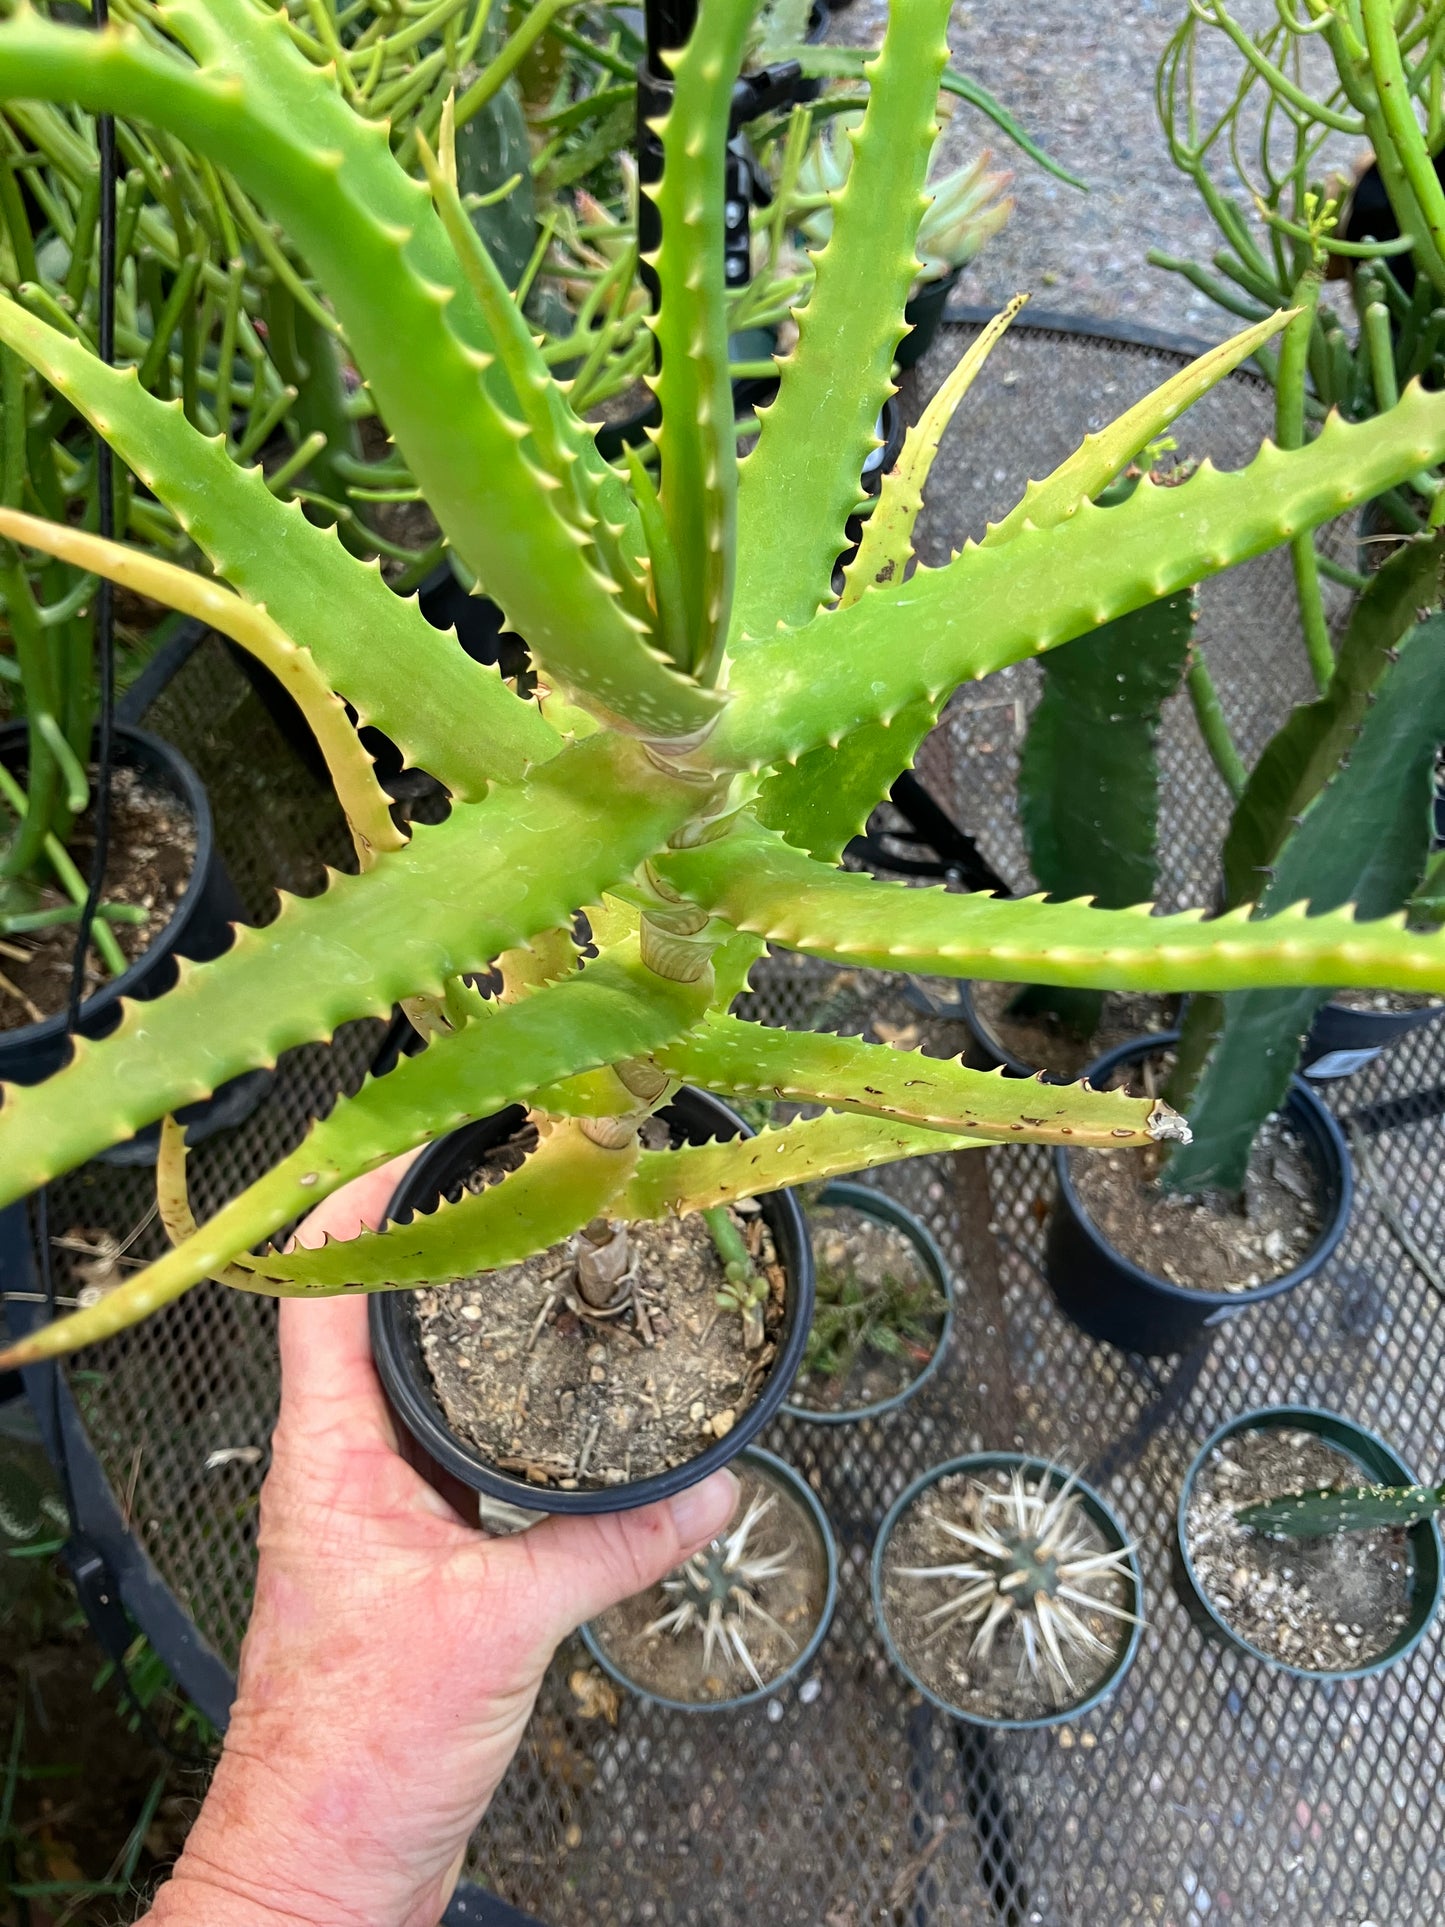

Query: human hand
[[150, 1154, 739, 1927]]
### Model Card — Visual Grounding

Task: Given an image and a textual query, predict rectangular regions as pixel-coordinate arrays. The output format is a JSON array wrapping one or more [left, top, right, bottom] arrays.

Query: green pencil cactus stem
[[6, 0, 1445, 1376]]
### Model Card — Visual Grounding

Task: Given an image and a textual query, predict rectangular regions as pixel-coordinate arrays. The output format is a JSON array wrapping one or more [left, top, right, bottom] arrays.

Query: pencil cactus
[[6, 0, 1445, 1370]]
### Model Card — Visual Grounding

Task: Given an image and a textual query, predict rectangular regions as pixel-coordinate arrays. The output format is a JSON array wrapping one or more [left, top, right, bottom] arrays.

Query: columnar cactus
[[5, 0, 1445, 1369]]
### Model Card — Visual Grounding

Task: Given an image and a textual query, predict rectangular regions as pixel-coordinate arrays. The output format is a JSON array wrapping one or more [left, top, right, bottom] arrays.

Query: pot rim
[[1051, 1028, 1353, 1313], [782, 1180, 955, 1425], [369, 1089, 815, 1515], [1176, 1404, 1445, 1680], [578, 1446, 839, 1714], [0, 721, 214, 1050], [872, 1450, 1144, 1730]]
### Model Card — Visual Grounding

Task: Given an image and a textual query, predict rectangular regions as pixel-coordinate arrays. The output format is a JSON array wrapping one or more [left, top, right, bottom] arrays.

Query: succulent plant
[[640, 1485, 797, 1687], [794, 117, 1012, 292], [2, 0, 1445, 1383], [1238, 1477, 1445, 1537], [896, 1467, 1139, 1702]]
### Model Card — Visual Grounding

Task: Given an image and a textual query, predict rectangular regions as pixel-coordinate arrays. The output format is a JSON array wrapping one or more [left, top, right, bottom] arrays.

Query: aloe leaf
[[646, 0, 753, 676], [653, 1015, 1182, 1145], [1013, 591, 1195, 1034], [711, 386, 1445, 772], [984, 311, 1292, 546], [0, 3, 722, 740], [752, 312, 1295, 854], [1165, 614, 1445, 1194], [615, 1108, 987, 1222], [840, 296, 1025, 609], [0, 942, 712, 1369], [655, 822, 1445, 997], [0, 736, 696, 1206], [752, 693, 938, 862], [1221, 532, 1445, 910], [0, 293, 553, 795], [1238, 1480, 1445, 1537], [0, 506, 403, 865], [732, 0, 952, 639], [227, 1119, 639, 1293]]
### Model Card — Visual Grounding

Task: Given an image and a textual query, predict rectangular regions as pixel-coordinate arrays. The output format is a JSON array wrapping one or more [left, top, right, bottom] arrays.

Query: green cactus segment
[[229, 1121, 638, 1294], [1164, 614, 1445, 1195], [647, 0, 753, 677], [731, 0, 951, 639], [1238, 1480, 1445, 1537], [1020, 593, 1193, 903], [616, 1110, 980, 1222], [0, 4, 717, 741], [716, 387, 1445, 773], [0, 293, 552, 796], [656, 823, 1445, 996], [1013, 592, 1194, 1035], [840, 297, 1025, 610], [984, 312, 1292, 546], [653, 1014, 1178, 1145], [0, 736, 698, 1206], [1221, 533, 1445, 911]]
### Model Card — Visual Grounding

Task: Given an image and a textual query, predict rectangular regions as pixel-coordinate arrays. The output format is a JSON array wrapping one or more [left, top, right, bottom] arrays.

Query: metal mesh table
[[26, 316, 1445, 1925]]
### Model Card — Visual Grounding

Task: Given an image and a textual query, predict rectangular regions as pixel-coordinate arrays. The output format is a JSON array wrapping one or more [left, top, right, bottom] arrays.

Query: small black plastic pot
[[872, 1452, 1144, 1730], [1176, 1406, 1444, 1680], [370, 1087, 814, 1516], [1298, 997, 1444, 1082], [1045, 1031, 1353, 1357], [895, 266, 964, 372], [783, 1181, 953, 1424], [579, 1447, 838, 1712], [0, 723, 243, 1093]]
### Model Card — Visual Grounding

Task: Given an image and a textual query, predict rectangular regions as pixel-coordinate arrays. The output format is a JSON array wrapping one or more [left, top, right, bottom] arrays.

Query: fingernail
[[668, 1468, 740, 1547]]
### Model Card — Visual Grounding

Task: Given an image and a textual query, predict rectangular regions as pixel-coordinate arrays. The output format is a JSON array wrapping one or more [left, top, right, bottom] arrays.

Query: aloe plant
[[3, 0, 1445, 1378]]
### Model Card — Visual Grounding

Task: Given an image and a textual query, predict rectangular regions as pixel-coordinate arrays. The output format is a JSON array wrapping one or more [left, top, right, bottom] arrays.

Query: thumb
[[514, 1469, 740, 1640]]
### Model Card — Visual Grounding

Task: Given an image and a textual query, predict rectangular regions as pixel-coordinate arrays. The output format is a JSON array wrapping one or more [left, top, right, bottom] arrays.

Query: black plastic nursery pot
[[370, 1087, 815, 1516], [895, 266, 964, 372], [1298, 996, 1445, 1082], [579, 1447, 839, 1713], [0, 722, 243, 1094], [1176, 1407, 1444, 1681], [872, 1452, 1144, 1731], [782, 1180, 954, 1424], [954, 977, 1039, 1079], [1045, 1031, 1353, 1358]]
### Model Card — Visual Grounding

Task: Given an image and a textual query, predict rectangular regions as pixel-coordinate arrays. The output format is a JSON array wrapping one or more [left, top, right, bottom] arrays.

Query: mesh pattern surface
[[36, 323, 1445, 1924]]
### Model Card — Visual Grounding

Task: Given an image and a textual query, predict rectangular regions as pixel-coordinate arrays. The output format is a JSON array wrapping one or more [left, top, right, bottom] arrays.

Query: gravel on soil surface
[[1187, 1427, 1414, 1670]]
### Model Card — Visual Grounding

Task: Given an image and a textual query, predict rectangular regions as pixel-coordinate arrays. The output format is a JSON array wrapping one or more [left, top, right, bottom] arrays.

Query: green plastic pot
[[579, 1448, 838, 1714], [1176, 1405, 1444, 1681], [872, 1452, 1144, 1731], [783, 1182, 953, 1424]]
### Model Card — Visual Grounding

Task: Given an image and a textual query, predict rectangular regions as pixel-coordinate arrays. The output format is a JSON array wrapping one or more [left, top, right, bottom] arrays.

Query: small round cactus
[[897, 1467, 1139, 1700]]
